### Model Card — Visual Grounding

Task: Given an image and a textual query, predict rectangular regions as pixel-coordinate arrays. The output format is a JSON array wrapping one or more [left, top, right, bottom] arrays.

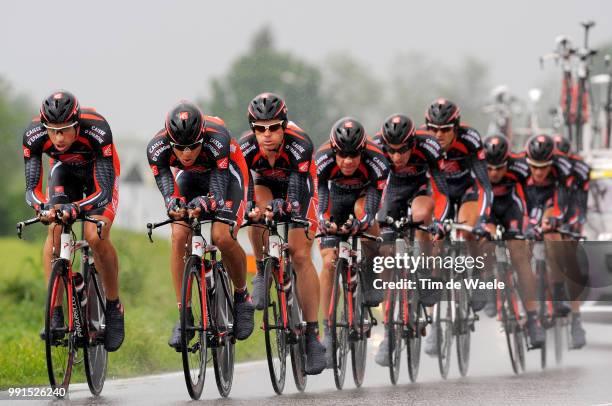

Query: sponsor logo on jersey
[[298, 161, 310, 172], [150, 164, 159, 176], [377, 180, 387, 190], [477, 149, 485, 160], [217, 157, 229, 169], [102, 144, 113, 157], [225, 200, 233, 209], [23, 146, 30, 158], [54, 186, 65, 194]]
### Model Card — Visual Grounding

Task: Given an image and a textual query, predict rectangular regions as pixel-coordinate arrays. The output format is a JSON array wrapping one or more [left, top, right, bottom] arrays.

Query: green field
[[0, 229, 265, 389]]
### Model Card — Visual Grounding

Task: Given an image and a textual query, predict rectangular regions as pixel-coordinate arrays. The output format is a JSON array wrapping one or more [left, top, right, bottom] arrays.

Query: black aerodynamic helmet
[[330, 117, 367, 154], [425, 98, 461, 127], [552, 134, 571, 154], [40, 90, 80, 125], [247, 92, 288, 126], [381, 114, 416, 145], [484, 134, 510, 166], [165, 101, 205, 145], [526, 134, 555, 165]]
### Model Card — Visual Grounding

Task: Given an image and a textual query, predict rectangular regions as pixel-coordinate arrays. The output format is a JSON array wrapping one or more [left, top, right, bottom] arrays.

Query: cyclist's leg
[[542, 207, 571, 316], [458, 189, 488, 310], [248, 182, 275, 309], [354, 196, 382, 306]]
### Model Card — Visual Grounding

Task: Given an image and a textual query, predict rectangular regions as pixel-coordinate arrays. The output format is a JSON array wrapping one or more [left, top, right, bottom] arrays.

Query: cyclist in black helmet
[[147, 100, 255, 349], [240, 92, 325, 375], [551, 134, 590, 349], [422, 98, 493, 356], [372, 113, 450, 366], [479, 134, 545, 347], [23, 90, 124, 352], [316, 117, 390, 367]]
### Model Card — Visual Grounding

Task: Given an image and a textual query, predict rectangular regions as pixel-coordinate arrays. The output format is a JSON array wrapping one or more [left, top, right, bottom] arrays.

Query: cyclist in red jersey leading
[[23, 90, 124, 352]]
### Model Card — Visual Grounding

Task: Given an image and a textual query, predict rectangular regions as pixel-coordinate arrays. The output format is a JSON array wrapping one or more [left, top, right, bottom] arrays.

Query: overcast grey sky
[[2, 1, 611, 139]]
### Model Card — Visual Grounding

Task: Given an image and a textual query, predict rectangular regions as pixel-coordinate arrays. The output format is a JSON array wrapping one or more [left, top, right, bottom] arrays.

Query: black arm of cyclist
[[24, 153, 46, 210], [470, 156, 493, 220], [317, 179, 331, 220], [430, 167, 451, 222], [364, 185, 382, 221], [74, 156, 116, 211]]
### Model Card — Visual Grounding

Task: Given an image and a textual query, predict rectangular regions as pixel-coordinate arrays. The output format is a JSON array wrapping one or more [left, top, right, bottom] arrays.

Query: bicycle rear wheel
[[289, 268, 307, 392], [436, 284, 453, 379], [263, 258, 287, 394], [181, 256, 207, 400], [45, 260, 74, 397], [350, 268, 368, 388], [407, 281, 422, 383], [331, 258, 349, 390], [387, 281, 403, 385], [83, 265, 107, 396], [212, 263, 235, 398], [456, 273, 471, 377]]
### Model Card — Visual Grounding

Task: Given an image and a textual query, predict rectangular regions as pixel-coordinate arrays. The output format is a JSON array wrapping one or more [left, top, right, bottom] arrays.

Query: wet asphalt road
[[2, 318, 611, 406]]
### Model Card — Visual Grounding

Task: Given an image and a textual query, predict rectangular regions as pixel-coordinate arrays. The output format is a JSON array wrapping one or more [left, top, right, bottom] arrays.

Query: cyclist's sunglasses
[[43, 122, 78, 132], [427, 123, 454, 133], [487, 162, 508, 170], [335, 149, 361, 158], [251, 120, 285, 133], [170, 138, 204, 151], [526, 158, 552, 168], [384, 144, 412, 155]]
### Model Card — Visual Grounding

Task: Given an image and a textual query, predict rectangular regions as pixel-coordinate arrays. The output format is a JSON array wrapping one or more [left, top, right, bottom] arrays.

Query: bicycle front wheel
[[44, 259, 74, 397], [456, 273, 471, 377], [350, 267, 368, 388], [83, 266, 108, 396], [263, 258, 287, 394], [331, 258, 349, 390], [181, 256, 207, 400], [387, 282, 403, 385], [407, 280, 422, 383], [212, 263, 235, 398], [436, 284, 453, 379]]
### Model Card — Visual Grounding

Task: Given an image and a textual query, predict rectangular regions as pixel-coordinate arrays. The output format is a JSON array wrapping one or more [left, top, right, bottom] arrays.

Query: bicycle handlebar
[[16, 214, 105, 240], [146, 215, 237, 243]]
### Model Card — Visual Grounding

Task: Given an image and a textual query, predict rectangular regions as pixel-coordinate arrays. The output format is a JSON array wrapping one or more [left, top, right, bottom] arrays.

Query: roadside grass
[[0, 230, 265, 389]]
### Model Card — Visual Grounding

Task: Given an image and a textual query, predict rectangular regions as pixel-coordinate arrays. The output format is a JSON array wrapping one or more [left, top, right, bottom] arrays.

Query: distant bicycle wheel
[[350, 269, 368, 388], [331, 259, 349, 390], [407, 282, 422, 383], [387, 279, 403, 385], [436, 284, 453, 379]]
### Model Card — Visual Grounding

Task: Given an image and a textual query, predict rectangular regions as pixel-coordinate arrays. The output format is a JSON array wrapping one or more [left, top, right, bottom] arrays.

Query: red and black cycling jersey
[[565, 153, 590, 225], [438, 124, 493, 220], [488, 153, 529, 230], [146, 115, 236, 208], [522, 152, 573, 222], [373, 130, 450, 222], [315, 139, 390, 221], [23, 108, 120, 212], [239, 122, 314, 205]]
